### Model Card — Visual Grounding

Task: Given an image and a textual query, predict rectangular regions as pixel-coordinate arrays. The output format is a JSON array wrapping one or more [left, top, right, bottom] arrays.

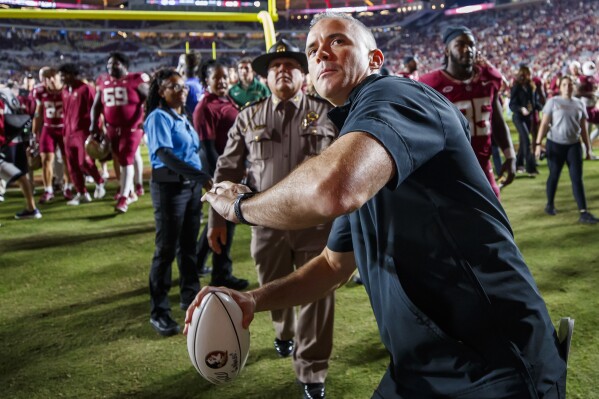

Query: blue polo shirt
[[144, 108, 202, 171], [326, 75, 564, 398]]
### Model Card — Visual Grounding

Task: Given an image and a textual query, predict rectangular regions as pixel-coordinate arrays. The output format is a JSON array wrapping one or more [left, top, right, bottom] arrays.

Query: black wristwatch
[[234, 192, 257, 226]]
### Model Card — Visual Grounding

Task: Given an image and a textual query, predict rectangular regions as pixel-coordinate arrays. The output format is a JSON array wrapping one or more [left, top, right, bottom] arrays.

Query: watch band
[[234, 192, 257, 226]]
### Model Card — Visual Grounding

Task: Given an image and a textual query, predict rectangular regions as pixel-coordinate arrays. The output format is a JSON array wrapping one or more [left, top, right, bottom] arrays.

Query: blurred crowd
[[1, 0, 598, 219], [0, 0, 597, 82]]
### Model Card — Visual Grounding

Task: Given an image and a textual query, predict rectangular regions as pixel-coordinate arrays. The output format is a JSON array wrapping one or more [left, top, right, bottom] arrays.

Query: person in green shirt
[[228, 57, 270, 108]]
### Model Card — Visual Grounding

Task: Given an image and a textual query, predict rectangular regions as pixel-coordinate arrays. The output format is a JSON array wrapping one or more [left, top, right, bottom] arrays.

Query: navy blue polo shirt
[[326, 75, 564, 398]]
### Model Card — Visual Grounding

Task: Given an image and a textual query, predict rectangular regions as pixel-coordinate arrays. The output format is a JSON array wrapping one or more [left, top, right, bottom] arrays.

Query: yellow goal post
[[0, 2, 278, 51]]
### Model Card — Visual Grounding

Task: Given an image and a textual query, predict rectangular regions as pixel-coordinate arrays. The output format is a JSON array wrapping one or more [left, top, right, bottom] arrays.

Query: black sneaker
[[15, 208, 42, 220], [544, 205, 557, 216], [150, 314, 180, 337], [210, 276, 249, 291], [579, 211, 598, 224], [297, 381, 326, 399], [274, 338, 295, 357]]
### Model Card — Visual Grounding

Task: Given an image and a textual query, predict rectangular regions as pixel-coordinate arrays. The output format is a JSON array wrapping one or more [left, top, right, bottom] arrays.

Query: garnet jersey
[[96, 72, 149, 129], [33, 83, 64, 128], [62, 80, 96, 135], [420, 65, 503, 161], [577, 75, 597, 107]]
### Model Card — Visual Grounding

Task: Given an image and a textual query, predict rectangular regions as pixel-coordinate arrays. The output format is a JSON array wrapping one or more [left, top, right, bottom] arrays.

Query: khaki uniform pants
[[251, 226, 334, 384]]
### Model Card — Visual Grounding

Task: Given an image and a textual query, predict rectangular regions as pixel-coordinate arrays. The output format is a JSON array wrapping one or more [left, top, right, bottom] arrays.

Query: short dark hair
[[108, 52, 130, 68], [403, 56, 416, 65], [58, 63, 79, 76], [145, 68, 182, 119], [182, 52, 202, 78], [200, 59, 226, 88]]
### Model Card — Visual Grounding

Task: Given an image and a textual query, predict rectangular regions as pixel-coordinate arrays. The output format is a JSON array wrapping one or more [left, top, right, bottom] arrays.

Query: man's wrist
[[234, 192, 258, 226]]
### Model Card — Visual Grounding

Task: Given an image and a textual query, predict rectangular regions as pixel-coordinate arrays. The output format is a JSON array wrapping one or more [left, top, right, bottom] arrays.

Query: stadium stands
[[0, 0, 596, 82]]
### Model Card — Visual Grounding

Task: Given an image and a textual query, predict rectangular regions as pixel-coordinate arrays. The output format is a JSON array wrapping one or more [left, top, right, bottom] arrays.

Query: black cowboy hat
[[251, 38, 308, 78]]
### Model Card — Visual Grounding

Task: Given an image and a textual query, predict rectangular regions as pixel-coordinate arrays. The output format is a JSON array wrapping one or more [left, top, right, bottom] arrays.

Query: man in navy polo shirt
[[190, 12, 569, 399]]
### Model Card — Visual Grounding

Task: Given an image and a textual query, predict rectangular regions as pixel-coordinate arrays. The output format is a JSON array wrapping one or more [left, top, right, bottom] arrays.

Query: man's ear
[[369, 49, 384, 72]]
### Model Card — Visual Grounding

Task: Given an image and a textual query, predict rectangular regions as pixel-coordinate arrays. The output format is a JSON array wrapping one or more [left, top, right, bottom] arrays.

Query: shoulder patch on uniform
[[241, 96, 268, 110]]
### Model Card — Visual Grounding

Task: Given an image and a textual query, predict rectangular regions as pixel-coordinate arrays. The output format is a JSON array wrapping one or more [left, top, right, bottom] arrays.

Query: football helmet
[[27, 143, 42, 170], [582, 61, 596, 77], [85, 135, 111, 160]]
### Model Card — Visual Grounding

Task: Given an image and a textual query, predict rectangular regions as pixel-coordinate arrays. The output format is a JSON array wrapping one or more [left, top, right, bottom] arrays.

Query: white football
[[187, 291, 250, 385]]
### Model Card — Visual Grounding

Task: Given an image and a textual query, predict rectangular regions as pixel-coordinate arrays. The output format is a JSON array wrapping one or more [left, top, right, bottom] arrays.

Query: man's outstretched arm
[[184, 247, 357, 332], [202, 131, 396, 230]]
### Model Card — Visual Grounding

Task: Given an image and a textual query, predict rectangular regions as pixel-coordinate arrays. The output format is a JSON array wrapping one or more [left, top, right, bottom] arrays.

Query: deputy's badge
[[276, 44, 287, 52], [302, 111, 319, 129]]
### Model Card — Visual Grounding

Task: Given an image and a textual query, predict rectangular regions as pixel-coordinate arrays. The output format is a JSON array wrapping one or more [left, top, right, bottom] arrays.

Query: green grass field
[[1, 151, 598, 399]]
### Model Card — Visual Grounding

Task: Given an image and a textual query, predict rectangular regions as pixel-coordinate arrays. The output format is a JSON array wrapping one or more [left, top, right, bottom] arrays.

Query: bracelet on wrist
[[234, 192, 257, 226]]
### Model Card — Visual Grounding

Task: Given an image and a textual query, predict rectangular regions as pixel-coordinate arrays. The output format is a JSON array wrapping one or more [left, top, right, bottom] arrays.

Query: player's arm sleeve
[[32, 101, 43, 136]]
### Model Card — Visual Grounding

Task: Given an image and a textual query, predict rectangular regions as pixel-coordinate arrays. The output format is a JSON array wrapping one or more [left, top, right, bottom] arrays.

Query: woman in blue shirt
[[144, 68, 210, 336]]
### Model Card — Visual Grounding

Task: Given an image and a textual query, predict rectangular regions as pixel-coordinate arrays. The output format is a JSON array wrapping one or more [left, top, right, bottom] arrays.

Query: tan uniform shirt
[[209, 91, 338, 229]]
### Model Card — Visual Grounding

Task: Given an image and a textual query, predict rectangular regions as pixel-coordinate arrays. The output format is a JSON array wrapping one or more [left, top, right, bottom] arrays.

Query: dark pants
[[197, 139, 238, 283], [196, 220, 236, 282], [513, 113, 537, 173], [372, 364, 567, 399], [546, 139, 587, 210], [2, 141, 28, 173], [149, 179, 202, 318]]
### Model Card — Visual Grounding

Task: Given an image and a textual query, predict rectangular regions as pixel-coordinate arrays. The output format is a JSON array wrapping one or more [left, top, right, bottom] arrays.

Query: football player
[[59, 63, 106, 205], [576, 61, 598, 150], [420, 26, 516, 198], [32, 66, 72, 203], [90, 52, 149, 213]]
